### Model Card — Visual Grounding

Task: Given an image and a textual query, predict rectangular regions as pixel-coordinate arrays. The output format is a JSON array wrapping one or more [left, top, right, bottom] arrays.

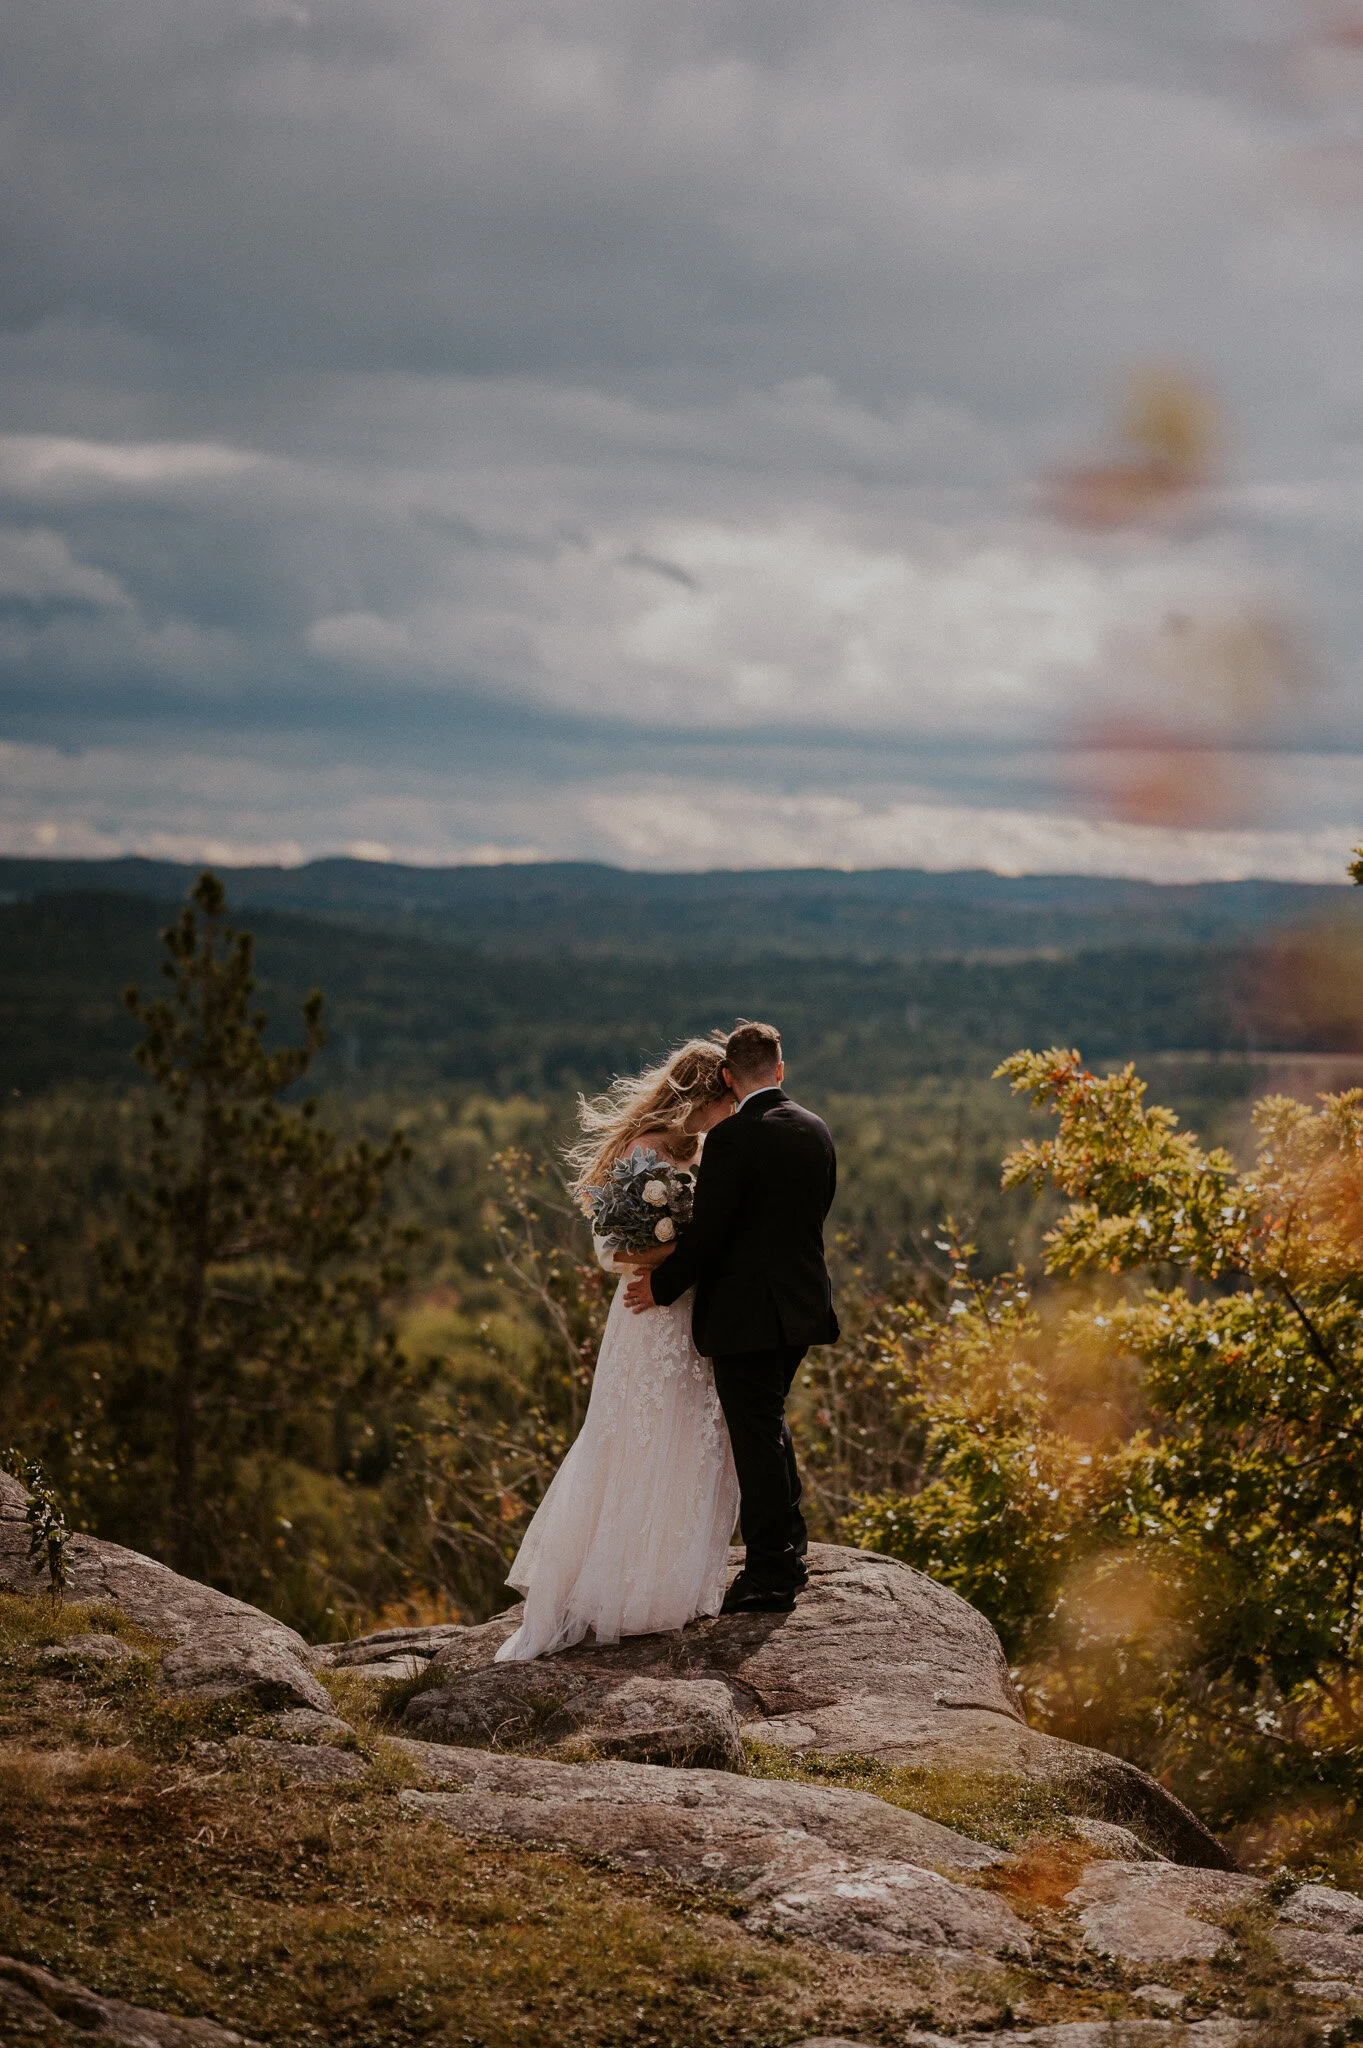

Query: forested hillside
[[0, 853, 1351, 958], [3, 884, 1362, 1097]]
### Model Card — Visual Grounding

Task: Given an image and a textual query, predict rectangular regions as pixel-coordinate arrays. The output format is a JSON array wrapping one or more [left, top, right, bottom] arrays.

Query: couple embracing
[[496, 1021, 839, 1664]]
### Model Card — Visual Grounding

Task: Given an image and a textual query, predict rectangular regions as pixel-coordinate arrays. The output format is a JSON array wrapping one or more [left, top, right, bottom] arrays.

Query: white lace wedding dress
[[495, 1153, 740, 1663]]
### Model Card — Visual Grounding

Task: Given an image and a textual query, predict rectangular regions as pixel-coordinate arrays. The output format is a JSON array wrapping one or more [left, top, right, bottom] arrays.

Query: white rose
[[654, 1216, 676, 1241], [642, 1181, 669, 1206]]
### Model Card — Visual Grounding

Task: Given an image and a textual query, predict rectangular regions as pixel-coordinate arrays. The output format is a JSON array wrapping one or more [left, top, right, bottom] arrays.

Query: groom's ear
[[721, 1065, 735, 1093]]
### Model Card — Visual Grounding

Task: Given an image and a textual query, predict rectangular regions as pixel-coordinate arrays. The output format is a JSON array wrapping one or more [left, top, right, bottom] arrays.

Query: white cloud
[[586, 783, 1359, 882], [0, 737, 1354, 883], [0, 527, 132, 609], [2, 1, 1363, 870], [0, 434, 263, 500]]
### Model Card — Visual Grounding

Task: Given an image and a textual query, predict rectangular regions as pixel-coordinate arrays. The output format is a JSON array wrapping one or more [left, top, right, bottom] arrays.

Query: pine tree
[[118, 872, 411, 1578]]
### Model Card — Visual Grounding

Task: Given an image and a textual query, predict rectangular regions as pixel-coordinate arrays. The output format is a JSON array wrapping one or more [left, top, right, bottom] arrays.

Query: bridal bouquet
[[588, 1148, 694, 1254]]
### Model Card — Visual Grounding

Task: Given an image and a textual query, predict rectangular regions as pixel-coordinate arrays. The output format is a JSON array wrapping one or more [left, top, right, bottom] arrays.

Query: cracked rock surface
[[940, 2026, 1267, 2048], [390, 1738, 1030, 1957], [743, 1858, 1031, 1956], [389, 1544, 1227, 1866], [404, 1665, 746, 1769], [0, 1953, 250, 2046], [1062, 1861, 1363, 1984], [390, 1738, 1002, 1873], [37, 1632, 136, 1670], [235, 1737, 370, 1785], [1067, 1862, 1264, 1965], [0, 1472, 329, 1713]]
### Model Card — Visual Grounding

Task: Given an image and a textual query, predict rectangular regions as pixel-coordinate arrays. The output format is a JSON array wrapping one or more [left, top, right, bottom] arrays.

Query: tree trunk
[[173, 1113, 214, 1578], [172, 1270, 203, 1577]]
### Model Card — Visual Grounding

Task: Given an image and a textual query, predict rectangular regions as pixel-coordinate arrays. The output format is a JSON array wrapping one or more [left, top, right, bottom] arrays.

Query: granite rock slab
[[404, 1666, 745, 1769], [1064, 1861, 1265, 1965], [414, 1544, 1226, 1866], [1, 1472, 329, 1713], [0, 1953, 250, 2046], [393, 1739, 1030, 1956]]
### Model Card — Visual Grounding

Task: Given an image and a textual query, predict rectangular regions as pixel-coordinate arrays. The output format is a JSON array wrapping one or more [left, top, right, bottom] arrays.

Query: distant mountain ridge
[[3, 883, 1360, 1098], [0, 856, 1350, 961]]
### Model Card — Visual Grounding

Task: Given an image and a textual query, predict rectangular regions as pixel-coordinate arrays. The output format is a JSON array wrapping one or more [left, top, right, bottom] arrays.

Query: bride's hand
[[619, 1246, 672, 1271], [624, 1269, 657, 1313]]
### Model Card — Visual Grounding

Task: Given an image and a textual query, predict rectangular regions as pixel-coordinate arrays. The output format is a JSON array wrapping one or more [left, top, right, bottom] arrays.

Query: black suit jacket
[[650, 1089, 839, 1358]]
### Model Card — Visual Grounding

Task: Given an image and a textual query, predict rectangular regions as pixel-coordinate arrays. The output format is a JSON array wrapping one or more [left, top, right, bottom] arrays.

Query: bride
[[495, 1039, 741, 1662]]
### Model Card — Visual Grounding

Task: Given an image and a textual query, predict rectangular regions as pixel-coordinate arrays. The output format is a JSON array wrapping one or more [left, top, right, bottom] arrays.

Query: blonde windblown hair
[[567, 1036, 731, 1204]]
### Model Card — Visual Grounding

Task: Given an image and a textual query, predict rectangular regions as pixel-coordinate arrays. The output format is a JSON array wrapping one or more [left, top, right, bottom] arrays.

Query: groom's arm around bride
[[625, 1020, 838, 1612]]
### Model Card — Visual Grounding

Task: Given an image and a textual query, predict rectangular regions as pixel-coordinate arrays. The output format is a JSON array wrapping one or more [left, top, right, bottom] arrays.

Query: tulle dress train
[[495, 1224, 740, 1663]]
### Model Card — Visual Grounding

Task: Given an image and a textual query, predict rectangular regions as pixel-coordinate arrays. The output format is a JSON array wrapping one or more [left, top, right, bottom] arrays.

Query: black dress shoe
[[720, 1580, 798, 1615]]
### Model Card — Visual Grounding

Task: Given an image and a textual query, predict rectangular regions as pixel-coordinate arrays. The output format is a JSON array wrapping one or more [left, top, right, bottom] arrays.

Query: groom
[[625, 1020, 838, 1614]]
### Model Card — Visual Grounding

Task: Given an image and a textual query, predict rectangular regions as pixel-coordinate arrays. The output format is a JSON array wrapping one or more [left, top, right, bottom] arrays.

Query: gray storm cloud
[[0, 0, 1359, 875]]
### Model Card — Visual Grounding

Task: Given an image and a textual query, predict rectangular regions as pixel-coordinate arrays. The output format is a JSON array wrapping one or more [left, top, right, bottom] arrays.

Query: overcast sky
[[2, 0, 1362, 878]]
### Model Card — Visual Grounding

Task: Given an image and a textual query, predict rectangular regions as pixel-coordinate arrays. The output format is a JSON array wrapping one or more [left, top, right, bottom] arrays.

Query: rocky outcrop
[[265, 1707, 353, 1742], [0, 1954, 249, 2046], [313, 1623, 468, 1670], [1062, 1861, 1363, 1985], [1273, 1881, 1363, 1982], [1069, 1818, 1165, 1863], [389, 1544, 1225, 1867], [5, 1471, 1229, 1882], [915, 2027, 1267, 2048], [742, 1860, 1029, 1956], [403, 1665, 746, 1769], [0, 1472, 329, 1713], [232, 1737, 369, 1785], [391, 1739, 1028, 1958], [389, 1738, 1002, 1871], [1066, 1863, 1262, 1965], [37, 1631, 137, 1671]]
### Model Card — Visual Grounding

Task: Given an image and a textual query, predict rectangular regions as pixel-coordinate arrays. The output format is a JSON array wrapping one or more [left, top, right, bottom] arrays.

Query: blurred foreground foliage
[[846, 1047, 1363, 1872]]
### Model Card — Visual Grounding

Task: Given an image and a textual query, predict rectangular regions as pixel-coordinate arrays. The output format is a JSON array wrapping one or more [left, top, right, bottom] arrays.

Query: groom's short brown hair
[[723, 1020, 782, 1086]]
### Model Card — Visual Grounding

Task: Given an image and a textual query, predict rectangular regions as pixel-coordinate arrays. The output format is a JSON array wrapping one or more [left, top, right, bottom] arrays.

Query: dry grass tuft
[[984, 1841, 1092, 1913], [743, 1743, 1079, 1851]]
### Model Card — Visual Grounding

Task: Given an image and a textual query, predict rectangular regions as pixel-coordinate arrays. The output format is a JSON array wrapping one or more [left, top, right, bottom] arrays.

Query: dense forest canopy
[[0, 853, 1353, 958], [3, 883, 1362, 1099]]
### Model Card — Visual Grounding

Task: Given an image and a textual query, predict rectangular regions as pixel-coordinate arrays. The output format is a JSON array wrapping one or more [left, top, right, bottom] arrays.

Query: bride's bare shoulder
[[640, 1124, 697, 1167]]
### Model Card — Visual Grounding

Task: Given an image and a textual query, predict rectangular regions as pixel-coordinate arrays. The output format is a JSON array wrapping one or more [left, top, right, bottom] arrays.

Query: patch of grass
[[2, 1590, 1054, 2047], [0, 1593, 164, 1658], [124, 1688, 270, 1761], [1236, 1998, 1332, 2048], [1213, 1897, 1292, 1987], [0, 1744, 821, 2047], [742, 1743, 1078, 1850], [318, 1659, 442, 1742], [362, 1739, 426, 1793], [0, 1744, 146, 1810]]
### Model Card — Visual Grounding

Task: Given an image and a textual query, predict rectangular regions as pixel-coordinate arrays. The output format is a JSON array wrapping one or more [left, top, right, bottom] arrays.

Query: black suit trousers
[[711, 1345, 808, 1590]]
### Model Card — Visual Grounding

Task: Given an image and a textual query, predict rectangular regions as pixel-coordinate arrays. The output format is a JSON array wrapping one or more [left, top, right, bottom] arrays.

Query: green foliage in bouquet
[[587, 1148, 693, 1253]]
